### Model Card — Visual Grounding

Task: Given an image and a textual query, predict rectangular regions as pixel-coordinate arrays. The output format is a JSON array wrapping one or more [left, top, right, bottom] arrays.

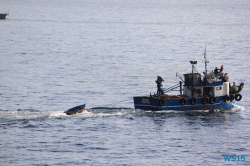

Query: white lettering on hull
[[141, 99, 150, 104]]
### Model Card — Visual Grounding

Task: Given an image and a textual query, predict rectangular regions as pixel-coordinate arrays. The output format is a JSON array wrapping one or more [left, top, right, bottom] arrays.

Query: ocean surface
[[1, 0, 250, 165]]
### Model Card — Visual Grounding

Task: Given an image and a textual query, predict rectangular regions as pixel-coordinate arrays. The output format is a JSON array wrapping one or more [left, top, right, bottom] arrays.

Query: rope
[[100, 97, 133, 107]]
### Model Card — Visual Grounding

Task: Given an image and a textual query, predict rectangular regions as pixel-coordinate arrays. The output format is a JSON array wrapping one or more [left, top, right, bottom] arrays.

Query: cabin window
[[216, 86, 222, 90]]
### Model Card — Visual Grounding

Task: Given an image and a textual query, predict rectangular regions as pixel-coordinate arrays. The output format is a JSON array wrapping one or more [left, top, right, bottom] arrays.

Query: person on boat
[[208, 90, 213, 97], [214, 67, 220, 75], [220, 65, 224, 72], [230, 82, 239, 94], [156, 76, 164, 95], [208, 91, 213, 97]]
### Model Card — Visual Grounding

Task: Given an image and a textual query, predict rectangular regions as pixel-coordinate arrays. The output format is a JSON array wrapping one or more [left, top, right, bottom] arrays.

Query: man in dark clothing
[[156, 76, 164, 95], [214, 67, 220, 75]]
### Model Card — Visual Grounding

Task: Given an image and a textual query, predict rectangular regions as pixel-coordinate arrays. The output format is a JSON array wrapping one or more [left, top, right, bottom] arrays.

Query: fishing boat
[[64, 104, 86, 115], [0, 13, 9, 19], [133, 48, 244, 111]]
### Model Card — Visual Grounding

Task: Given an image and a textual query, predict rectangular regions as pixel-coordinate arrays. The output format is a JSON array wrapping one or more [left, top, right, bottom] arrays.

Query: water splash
[[0, 105, 245, 124]]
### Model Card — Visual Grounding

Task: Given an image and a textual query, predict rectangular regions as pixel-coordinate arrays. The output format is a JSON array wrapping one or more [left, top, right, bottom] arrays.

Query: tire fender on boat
[[181, 98, 187, 105], [159, 98, 165, 106], [224, 95, 230, 102], [230, 94, 235, 102], [209, 96, 216, 104], [191, 97, 197, 105], [235, 94, 242, 101], [203, 97, 209, 104]]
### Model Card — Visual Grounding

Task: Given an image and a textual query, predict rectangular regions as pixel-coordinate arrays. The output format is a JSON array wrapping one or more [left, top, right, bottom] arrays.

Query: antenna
[[203, 46, 209, 74]]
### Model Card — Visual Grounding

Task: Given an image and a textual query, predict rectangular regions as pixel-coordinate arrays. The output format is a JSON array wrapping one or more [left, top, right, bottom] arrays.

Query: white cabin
[[183, 72, 229, 98]]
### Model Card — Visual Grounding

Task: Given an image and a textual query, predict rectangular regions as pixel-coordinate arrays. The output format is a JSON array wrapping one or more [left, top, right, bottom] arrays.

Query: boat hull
[[0, 13, 8, 19], [134, 96, 235, 111], [64, 104, 86, 115]]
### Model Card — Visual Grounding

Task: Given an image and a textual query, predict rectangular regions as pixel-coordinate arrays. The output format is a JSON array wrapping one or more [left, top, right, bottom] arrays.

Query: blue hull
[[64, 104, 86, 115], [134, 96, 235, 111]]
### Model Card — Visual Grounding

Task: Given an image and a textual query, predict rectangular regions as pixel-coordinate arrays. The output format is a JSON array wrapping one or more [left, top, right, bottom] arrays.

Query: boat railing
[[163, 83, 180, 93]]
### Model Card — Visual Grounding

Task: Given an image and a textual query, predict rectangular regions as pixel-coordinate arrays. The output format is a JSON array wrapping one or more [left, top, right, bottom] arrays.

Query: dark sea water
[[1, 0, 250, 165]]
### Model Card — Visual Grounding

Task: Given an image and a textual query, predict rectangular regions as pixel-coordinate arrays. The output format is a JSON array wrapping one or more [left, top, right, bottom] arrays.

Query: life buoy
[[203, 97, 209, 104], [191, 97, 197, 105], [181, 98, 187, 105], [235, 94, 242, 101], [230, 94, 235, 102], [209, 96, 216, 104], [224, 95, 230, 102], [159, 98, 165, 106]]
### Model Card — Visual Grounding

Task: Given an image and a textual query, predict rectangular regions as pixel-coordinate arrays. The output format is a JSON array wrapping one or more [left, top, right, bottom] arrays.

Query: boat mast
[[204, 46, 209, 75], [190, 61, 197, 98]]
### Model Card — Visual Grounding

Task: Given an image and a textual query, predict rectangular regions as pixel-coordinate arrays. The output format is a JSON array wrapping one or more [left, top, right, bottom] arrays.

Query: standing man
[[156, 76, 164, 95]]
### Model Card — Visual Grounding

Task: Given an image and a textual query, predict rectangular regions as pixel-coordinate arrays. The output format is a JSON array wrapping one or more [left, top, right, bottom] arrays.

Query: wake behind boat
[[134, 47, 244, 111]]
